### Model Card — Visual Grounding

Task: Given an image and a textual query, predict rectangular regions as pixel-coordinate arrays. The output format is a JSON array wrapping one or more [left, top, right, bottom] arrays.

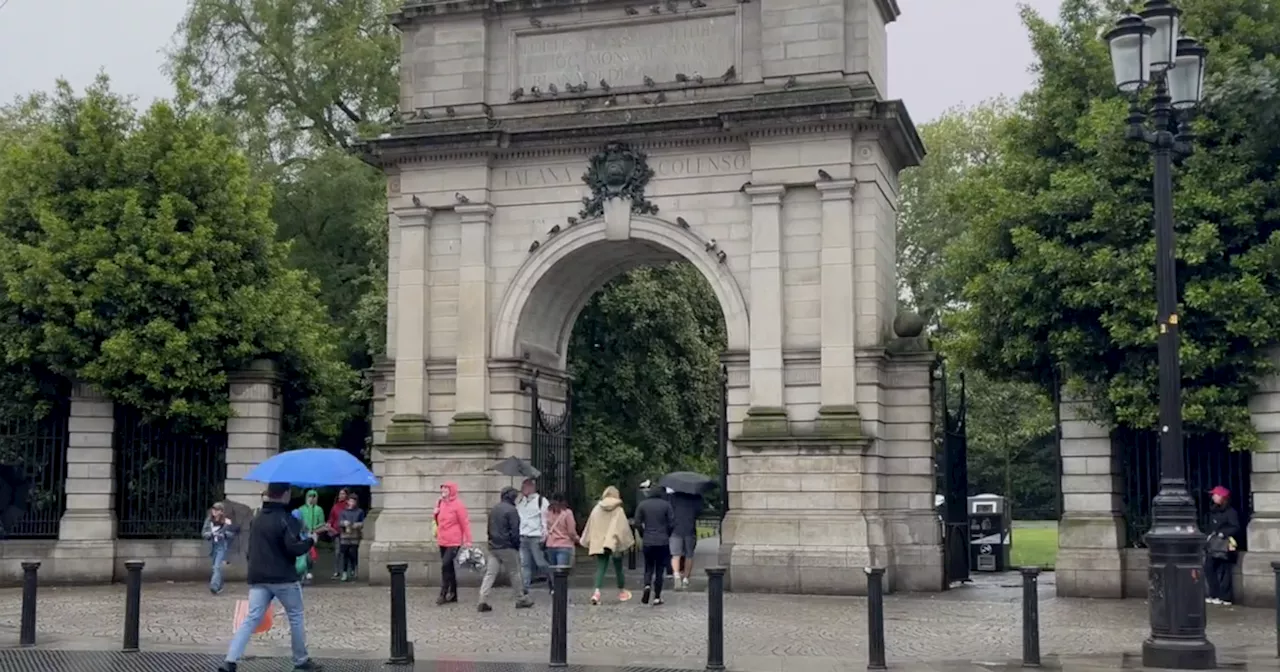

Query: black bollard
[[1271, 561, 1280, 658], [1020, 567, 1041, 667], [19, 561, 39, 647], [387, 563, 414, 665], [122, 560, 144, 653], [706, 567, 726, 671], [865, 567, 886, 671], [550, 565, 570, 668]]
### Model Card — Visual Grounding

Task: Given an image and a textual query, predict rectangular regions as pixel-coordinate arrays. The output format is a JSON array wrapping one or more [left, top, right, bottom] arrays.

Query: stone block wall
[[1055, 392, 1125, 598], [1242, 347, 1280, 605]]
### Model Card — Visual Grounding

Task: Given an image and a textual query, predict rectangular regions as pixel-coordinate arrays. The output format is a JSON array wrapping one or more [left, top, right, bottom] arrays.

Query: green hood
[[297, 490, 325, 531]]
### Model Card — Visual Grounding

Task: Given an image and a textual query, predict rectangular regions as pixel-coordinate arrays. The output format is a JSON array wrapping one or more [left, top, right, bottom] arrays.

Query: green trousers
[[592, 550, 625, 590]]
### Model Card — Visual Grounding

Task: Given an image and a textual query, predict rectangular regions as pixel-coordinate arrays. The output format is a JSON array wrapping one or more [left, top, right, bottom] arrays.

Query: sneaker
[[1220, 600, 1233, 606], [331, 572, 340, 579], [618, 589, 632, 602], [436, 595, 448, 606], [1207, 598, 1222, 605], [217, 663, 237, 672], [590, 590, 601, 605], [641, 586, 651, 604], [477, 602, 493, 612], [292, 661, 321, 671], [681, 577, 690, 589], [305, 573, 313, 581], [652, 597, 664, 606], [515, 599, 534, 609]]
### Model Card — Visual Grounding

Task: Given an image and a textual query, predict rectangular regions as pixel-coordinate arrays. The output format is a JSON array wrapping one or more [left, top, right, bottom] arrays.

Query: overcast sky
[[0, 0, 1064, 123]]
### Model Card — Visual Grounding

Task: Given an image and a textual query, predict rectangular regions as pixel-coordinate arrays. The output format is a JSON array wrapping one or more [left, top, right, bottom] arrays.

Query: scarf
[[298, 490, 325, 532]]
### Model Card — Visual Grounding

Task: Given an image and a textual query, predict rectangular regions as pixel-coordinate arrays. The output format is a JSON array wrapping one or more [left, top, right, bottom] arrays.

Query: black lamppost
[[1103, 1, 1211, 669]]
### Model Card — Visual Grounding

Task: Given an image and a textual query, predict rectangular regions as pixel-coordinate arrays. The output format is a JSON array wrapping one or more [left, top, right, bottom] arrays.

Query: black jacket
[[246, 501, 314, 584], [1207, 504, 1240, 540], [670, 493, 703, 537], [487, 487, 521, 550], [633, 491, 675, 547]]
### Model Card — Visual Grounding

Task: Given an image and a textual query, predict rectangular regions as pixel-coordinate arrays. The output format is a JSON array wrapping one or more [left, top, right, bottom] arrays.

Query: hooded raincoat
[[434, 482, 473, 547], [580, 487, 635, 556]]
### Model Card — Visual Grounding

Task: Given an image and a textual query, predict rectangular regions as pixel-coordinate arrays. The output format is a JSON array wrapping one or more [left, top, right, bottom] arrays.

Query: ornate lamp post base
[[1142, 495, 1216, 670]]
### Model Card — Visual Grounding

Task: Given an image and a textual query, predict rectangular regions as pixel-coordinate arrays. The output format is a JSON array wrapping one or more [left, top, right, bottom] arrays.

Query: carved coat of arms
[[578, 142, 659, 219]]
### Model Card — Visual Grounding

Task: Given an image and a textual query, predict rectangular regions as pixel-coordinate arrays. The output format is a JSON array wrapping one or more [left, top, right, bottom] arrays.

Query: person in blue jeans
[[202, 503, 238, 594], [219, 482, 319, 672]]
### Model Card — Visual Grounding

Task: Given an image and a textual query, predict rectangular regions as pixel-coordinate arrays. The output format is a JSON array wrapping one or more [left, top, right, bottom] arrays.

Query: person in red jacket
[[327, 488, 349, 579], [434, 482, 473, 605]]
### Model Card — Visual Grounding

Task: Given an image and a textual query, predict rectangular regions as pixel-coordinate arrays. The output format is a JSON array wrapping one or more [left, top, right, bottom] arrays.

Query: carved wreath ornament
[[577, 142, 659, 219]]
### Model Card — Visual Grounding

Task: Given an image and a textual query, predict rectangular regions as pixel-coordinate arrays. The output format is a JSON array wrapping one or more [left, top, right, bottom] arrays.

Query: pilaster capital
[[816, 179, 858, 201], [392, 205, 433, 227], [744, 184, 786, 205], [455, 203, 496, 223]]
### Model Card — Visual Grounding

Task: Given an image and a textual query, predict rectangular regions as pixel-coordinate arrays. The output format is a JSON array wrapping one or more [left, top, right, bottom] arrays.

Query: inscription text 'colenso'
[[515, 17, 736, 89]]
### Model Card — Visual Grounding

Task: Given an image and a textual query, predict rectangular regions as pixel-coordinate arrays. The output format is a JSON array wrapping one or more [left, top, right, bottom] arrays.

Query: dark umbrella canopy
[[659, 471, 715, 496], [489, 456, 541, 479]]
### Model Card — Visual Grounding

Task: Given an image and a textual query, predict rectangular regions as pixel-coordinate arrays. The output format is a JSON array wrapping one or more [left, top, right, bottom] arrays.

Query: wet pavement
[[0, 571, 1275, 671]]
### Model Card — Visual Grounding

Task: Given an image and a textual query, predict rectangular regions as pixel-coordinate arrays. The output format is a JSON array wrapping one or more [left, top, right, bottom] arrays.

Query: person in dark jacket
[[478, 487, 533, 612], [1205, 485, 1241, 605], [633, 486, 675, 605], [219, 482, 318, 672], [669, 491, 703, 589]]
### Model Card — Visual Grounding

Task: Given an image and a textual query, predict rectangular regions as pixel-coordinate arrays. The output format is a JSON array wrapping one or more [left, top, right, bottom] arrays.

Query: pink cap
[[1210, 486, 1230, 498]]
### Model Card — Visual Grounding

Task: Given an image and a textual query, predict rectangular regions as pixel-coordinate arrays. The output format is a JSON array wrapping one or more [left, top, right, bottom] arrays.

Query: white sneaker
[[1220, 600, 1233, 606], [681, 577, 690, 589]]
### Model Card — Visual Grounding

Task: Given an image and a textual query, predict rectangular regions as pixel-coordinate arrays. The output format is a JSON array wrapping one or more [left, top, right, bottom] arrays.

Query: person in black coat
[[478, 487, 533, 612], [1204, 485, 1241, 605], [633, 486, 676, 605]]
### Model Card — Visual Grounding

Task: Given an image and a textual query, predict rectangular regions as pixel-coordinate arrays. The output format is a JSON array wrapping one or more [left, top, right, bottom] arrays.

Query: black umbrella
[[659, 471, 716, 496], [489, 457, 541, 479]]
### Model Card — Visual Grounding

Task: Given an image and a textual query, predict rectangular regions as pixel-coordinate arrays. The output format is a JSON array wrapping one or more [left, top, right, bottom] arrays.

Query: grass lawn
[[1011, 520, 1059, 569]]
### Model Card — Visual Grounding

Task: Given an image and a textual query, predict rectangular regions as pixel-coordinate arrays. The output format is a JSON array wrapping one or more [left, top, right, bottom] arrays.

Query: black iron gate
[[522, 373, 573, 510], [939, 364, 971, 586], [717, 364, 729, 518], [0, 398, 70, 539], [115, 407, 227, 539]]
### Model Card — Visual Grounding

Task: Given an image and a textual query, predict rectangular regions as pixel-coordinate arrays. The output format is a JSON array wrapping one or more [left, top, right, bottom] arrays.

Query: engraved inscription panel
[[514, 15, 737, 89], [496, 151, 749, 190]]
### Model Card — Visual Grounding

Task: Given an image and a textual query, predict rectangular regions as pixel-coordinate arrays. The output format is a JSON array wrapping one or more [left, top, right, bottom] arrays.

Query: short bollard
[[122, 560, 144, 653], [1020, 567, 1042, 667], [550, 565, 570, 668], [865, 567, 886, 671], [1271, 561, 1280, 658], [387, 563, 414, 665], [705, 568, 726, 671], [20, 561, 39, 647]]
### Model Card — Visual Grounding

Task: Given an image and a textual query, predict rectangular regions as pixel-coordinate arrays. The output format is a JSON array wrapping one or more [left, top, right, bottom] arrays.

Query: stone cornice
[[356, 84, 924, 170], [393, 0, 668, 27]]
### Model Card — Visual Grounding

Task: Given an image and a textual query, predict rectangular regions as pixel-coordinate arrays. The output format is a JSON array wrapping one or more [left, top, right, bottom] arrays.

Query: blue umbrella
[[244, 448, 378, 488]]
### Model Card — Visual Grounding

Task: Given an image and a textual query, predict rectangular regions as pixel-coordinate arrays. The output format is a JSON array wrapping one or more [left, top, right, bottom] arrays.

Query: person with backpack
[[1205, 485, 1241, 605], [516, 478, 552, 594]]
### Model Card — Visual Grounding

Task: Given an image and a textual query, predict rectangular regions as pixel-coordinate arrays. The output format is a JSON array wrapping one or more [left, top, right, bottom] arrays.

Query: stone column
[[386, 206, 401, 361], [223, 360, 283, 510], [815, 179, 860, 434], [1242, 347, 1280, 605], [53, 382, 117, 582], [387, 205, 432, 443], [1055, 391, 1125, 598], [450, 203, 494, 440], [743, 184, 787, 435]]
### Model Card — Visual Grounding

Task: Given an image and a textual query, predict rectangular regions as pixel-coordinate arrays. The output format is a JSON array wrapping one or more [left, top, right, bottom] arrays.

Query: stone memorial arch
[[358, 0, 940, 593]]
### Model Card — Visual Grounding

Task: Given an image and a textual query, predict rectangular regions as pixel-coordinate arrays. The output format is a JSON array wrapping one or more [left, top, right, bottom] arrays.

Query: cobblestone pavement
[[0, 576, 1274, 672]]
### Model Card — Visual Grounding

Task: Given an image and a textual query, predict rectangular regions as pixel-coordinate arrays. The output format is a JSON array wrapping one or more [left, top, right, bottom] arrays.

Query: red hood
[[441, 482, 459, 501]]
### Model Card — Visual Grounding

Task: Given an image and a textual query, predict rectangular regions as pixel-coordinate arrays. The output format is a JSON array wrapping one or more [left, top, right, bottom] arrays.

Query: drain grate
[[0, 650, 703, 672]]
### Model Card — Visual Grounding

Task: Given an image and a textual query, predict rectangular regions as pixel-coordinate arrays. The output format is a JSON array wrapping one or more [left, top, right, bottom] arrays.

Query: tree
[[0, 78, 352, 443], [897, 100, 1012, 320], [959, 371, 1058, 516], [568, 264, 726, 510], [169, 0, 400, 160], [946, 0, 1280, 448]]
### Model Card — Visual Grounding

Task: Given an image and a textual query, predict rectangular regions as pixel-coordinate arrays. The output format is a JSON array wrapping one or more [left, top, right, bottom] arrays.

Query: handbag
[[1206, 534, 1230, 559]]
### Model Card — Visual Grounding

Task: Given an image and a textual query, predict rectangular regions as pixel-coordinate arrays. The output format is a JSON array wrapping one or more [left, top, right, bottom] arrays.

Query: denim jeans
[[546, 547, 573, 568], [224, 582, 309, 666], [209, 541, 228, 593], [519, 536, 550, 592]]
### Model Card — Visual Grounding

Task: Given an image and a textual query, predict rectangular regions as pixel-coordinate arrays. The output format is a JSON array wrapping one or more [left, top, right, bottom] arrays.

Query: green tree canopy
[[568, 264, 726, 510], [946, 0, 1280, 448], [0, 78, 352, 442]]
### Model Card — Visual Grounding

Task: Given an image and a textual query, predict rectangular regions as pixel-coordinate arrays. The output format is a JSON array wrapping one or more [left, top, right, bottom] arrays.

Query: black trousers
[[642, 544, 672, 598], [1205, 555, 1234, 602], [439, 546, 460, 598], [340, 544, 359, 574]]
